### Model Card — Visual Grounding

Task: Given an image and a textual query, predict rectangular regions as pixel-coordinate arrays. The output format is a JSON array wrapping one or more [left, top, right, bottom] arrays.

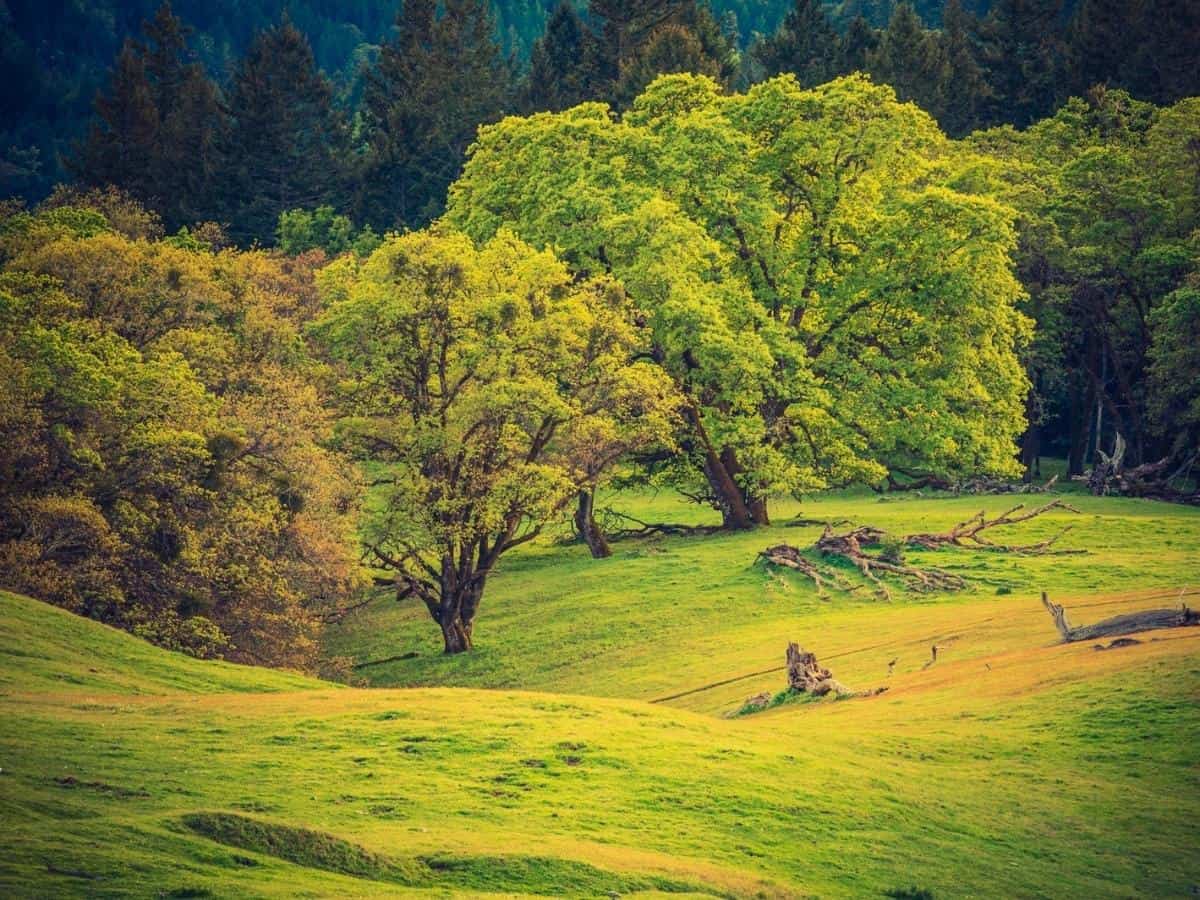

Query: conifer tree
[[975, 0, 1066, 128], [751, 0, 842, 86], [612, 4, 736, 105], [222, 20, 348, 245], [937, 0, 988, 135], [523, 2, 601, 112], [588, 0, 692, 83], [1068, 0, 1200, 104], [72, 41, 159, 201], [360, 0, 513, 230], [867, 3, 947, 117], [840, 16, 880, 74], [71, 3, 225, 229]]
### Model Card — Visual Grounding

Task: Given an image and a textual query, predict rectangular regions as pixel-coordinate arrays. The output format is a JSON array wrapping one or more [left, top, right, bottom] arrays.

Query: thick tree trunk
[[683, 404, 754, 530], [720, 446, 769, 526], [749, 495, 771, 526], [440, 616, 472, 654], [435, 574, 484, 655], [574, 490, 612, 559]]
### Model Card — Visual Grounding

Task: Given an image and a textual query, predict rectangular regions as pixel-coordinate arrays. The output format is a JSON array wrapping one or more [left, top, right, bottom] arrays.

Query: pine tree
[[72, 41, 159, 200], [523, 2, 601, 112], [612, 4, 736, 105], [937, 0, 989, 135], [867, 3, 947, 116], [588, 0, 692, 84], [222, 20, 349, 245], [840, 16, 880, 74], [751, 0, 842, 86], [71, 3, 225, 228], [1069, 0, 1200, 104], [975, 0, 1067, 128], [359, 0, 513, 230]]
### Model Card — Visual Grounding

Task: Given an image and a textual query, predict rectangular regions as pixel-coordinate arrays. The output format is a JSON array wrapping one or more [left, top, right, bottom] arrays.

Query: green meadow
[[3, 489, 1198, 898]]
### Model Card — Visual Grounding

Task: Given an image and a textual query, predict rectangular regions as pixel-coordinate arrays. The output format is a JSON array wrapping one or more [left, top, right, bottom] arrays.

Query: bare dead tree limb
[[1040, 591, 1200, 643], [904, 499, 1085, 555]]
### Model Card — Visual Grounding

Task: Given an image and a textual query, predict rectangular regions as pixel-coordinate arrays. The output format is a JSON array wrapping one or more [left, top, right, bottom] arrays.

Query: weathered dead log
[[759, 544, 859, 595], [814, 526, 967, 600], [957, 474, 1060, 495], [1081, 435, 1200, 505], [1040, 591, 1200, 643], [904, 499, 1084, 555], [763, 502, 1082, 598]]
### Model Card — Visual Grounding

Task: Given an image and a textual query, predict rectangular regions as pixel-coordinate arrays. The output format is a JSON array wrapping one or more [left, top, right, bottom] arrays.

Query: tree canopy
[[313, 229, 676, 652], [0, 199, 361, 667], [447, 73, 1031, 526]]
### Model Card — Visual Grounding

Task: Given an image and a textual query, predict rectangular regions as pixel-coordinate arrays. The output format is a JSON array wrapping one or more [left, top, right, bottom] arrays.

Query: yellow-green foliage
[[314, 229, 676, 652], [447, 73, 1032, 508], [0, 203, 362, 668]]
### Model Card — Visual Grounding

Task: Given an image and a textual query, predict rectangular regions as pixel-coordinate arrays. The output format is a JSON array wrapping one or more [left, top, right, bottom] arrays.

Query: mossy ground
[[2, 485, 1198, 897]]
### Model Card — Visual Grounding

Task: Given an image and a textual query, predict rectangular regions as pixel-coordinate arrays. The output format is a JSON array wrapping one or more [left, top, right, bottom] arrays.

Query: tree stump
[[785, 643, 847, 696]]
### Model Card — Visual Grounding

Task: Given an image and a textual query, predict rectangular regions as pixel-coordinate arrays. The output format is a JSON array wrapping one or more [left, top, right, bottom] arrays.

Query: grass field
[[2, 487, 1199, 898]]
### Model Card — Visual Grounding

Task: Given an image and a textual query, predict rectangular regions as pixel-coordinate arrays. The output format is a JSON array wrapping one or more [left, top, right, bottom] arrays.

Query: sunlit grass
[[2, 487, 1198, 897]]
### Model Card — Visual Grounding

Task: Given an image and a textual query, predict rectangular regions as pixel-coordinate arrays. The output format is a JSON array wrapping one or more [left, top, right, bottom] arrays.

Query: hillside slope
[[327, 490, 1200, 712], [2, 555, 1199, 897]]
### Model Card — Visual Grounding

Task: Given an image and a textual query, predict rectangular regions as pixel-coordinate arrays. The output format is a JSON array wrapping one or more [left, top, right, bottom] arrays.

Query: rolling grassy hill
[[2, 489, 1199, 897]]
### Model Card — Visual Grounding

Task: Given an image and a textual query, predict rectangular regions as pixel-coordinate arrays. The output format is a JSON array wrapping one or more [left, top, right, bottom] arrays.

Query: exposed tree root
[[1040, 591, 1200, 643]]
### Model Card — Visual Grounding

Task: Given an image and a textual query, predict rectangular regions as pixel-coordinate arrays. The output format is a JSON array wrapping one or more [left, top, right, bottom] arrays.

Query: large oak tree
[[447, 73, 1031, 527]]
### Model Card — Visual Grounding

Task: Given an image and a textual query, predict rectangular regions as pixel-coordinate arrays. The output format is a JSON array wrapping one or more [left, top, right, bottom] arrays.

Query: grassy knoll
[[2, 488, 1199, 898]]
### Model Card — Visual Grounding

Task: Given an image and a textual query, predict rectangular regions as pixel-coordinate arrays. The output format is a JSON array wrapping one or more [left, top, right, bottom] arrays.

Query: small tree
[[315, 230, 676, 653]]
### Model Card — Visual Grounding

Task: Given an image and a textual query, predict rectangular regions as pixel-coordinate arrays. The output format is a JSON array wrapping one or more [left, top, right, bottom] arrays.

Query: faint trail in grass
[[649, 586, 1198, 705]]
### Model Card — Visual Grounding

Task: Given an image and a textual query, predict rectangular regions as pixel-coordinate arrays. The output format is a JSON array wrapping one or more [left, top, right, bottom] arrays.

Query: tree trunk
[[720, 446, 769, 526], [1021, 383, 1041, 482], [435, 575, 483, 655], [1041, 592, 1198, 643], [574, 490, 612, 559], [440, 615, 472, 654], [683, 403, 755, 530], [749, 495, 771, 526]]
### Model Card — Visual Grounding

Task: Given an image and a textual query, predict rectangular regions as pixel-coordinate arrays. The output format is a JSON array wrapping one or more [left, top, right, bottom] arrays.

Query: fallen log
[[1040, 591, 1200, 643], [759, 545, 860, 595], [762, 500, 1082, 599], [904, 499, 1084, 555], [814, 526, 967, 600], [1081, 434, 1200, 505]]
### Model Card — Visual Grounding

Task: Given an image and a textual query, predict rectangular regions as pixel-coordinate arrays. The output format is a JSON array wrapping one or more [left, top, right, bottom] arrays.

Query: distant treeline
[[4, 0, 1198, 205]]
